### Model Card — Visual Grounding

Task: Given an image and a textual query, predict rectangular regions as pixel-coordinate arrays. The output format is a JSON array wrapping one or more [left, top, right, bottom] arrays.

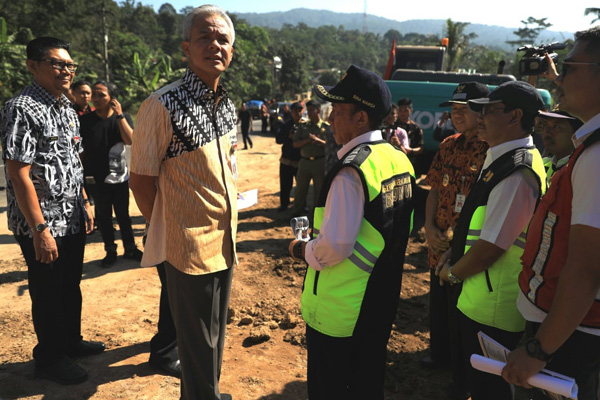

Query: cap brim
[[538, 110, 576, 120], [467, 98, 501, 112], [313, 84, 347, 103], [439, 100, 468, 107]]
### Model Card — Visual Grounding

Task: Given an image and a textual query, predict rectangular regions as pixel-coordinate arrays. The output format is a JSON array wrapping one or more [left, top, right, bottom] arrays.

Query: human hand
[[434, 248, 452, 286], [288, 239, 305, 261], [390, 136, 402, 148], [540, 53, 559, 82], [425, 223, 451, 254], [34, 230, 58, 264], [85, 202, 94, 234], [110, 98, 123, 115], [440, 112, 450, 123], [501, 346, 546, 388]]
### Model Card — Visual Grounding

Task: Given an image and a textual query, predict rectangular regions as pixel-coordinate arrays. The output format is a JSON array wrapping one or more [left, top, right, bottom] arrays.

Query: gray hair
[[182, 4, 235, 45]]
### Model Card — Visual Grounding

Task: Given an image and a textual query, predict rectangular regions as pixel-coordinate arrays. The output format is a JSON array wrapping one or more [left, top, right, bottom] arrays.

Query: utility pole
[[102, 0, 110, 81]]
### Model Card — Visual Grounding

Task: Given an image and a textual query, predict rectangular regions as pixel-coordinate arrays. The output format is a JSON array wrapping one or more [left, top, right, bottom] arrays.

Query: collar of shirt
[[552, 154, 571, 170], [482, 136, 533, 170], [572, 112, 600, 147], [30, 81, 70, 108], [181, 67, 228, 105], [337, 130, 383, 160]]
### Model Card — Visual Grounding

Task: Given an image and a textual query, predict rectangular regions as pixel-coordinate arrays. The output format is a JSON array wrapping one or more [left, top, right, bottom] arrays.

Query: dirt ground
[[0, 128, 453, 400]]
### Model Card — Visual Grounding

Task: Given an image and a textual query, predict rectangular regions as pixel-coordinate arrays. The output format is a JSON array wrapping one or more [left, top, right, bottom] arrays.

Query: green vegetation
[[0, 1, 578, 113]]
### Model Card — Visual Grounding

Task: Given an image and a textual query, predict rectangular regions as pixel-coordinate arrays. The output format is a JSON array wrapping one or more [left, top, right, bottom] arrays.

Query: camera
[[517, 42, 567, 75]]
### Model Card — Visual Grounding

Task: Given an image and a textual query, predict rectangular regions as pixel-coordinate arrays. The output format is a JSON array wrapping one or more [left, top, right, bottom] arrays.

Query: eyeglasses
[[38, 58, 78, 73], [560, 61, 600, 77], [481, 105, 507, 116]]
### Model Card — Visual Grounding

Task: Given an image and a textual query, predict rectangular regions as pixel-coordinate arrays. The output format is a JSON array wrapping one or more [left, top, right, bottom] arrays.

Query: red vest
[[519, 130, 600, 328]]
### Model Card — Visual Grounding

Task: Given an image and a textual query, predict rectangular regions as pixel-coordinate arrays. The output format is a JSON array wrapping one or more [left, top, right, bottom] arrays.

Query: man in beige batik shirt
[[129, 5, 237, 400]]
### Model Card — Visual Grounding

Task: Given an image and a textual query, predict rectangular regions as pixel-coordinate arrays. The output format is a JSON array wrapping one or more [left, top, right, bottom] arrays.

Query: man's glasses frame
[[38, 58, 78, 73]]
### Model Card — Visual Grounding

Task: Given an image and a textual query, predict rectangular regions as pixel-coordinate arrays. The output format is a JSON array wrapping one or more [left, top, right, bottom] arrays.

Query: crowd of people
[[1, 3, 599, 399]]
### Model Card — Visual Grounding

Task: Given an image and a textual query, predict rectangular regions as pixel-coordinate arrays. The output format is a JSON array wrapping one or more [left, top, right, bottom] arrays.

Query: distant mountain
[[234, 8, 574, 52]]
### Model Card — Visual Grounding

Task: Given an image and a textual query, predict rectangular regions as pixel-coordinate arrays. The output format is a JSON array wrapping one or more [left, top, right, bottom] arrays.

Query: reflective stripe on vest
[[520, 130, 600, 328], [302, 142, 414, 337], [456, 148, 547, 332]]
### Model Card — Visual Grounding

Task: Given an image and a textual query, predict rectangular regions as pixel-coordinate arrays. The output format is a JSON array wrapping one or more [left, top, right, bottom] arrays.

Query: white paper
[[478, 331, 510, 362], [470, 355, 578, 399], [237, 189, 258, 210]]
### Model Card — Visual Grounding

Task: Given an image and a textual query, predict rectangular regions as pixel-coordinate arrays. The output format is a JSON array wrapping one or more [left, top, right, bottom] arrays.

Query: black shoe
[[221, 394, 232, 400], [101, 251, 117, 267], [123, 247, 143, 261], [66, 340, 106, 357], [277, 205, 288, 212], [35, 356, 88, 385], [150, 359, 181, 378]]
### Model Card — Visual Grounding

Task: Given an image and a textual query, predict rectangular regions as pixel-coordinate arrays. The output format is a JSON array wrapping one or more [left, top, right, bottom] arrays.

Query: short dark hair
[[397, 97, 413, 108], [574, 25, 600, 55], [27, 37, 70, 61], [72, 80, 92, 92], [93, 80, 119, 99], [390, 103, 399, 111], [305, 100, 321, 110]]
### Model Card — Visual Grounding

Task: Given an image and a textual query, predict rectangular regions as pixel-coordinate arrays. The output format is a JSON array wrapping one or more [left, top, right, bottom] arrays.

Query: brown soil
[[0, 130, 452, 400]]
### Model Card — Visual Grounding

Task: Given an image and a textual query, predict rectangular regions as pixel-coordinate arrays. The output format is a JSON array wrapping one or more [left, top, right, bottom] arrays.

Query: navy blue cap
[[313, 65, 392, 124], [439, 82, 490, 107], [468, 81, 544, 116]]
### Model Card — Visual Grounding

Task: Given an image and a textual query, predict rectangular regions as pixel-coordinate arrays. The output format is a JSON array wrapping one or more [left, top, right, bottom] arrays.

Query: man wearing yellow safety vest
[[436, 81, 547, 400], [288, 65, 415, 399], [538, 109, 580, 181]]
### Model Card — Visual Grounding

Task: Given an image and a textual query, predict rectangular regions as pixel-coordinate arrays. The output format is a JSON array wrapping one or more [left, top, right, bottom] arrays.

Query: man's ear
[[26, 59, 38, 75], [182, 41, 190, 59], [509, 108, 523, 127], [356, 110, 369, 129]]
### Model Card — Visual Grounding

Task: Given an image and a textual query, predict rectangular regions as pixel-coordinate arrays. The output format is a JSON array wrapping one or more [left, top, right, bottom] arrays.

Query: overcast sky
[[141, 0, 597, 33]]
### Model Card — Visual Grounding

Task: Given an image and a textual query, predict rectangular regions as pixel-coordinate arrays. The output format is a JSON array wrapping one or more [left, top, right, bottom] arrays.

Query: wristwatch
[[525, 338, 553, 362], [447, 266, 462, 284], [116, 113, 125, 120], [32, 222, 48, 233]]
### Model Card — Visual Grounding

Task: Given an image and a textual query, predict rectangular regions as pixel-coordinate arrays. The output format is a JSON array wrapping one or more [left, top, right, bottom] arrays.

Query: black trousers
[[428, 268, 451, 364], [241, 128, 253, 149], [517, 321, 600, 400], [94, 180, 135, 253], [306, 324, 389, 400], [16, 230, 86, 366], [149, 263, 178, 365], [458, 310, 523, 400], [165, 262, 233, 400], [279, 163, 297, 208]]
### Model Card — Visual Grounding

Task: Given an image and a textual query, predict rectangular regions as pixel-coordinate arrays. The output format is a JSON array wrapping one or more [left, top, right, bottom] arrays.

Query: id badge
[[455, 193, 466, 213]]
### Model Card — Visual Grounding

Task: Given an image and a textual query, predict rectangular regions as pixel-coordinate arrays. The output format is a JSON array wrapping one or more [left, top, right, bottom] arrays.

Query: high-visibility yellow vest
[[301, 141, 414, 337], [451, 147, 546, 332]]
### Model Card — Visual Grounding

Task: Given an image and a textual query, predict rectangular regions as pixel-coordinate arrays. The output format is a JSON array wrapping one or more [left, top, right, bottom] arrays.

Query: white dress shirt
[[304, 130, 384, 270]]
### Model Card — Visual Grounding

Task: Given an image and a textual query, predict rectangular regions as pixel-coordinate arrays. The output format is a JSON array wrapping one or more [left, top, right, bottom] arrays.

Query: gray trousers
[[165, 262, 233, 400]]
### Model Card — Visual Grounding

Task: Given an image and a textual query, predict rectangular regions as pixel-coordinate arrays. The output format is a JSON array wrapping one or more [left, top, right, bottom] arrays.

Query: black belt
[[301, 156, 324, 160]]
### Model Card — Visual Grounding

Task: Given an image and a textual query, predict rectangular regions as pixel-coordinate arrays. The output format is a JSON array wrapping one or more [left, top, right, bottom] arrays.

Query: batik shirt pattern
[[163, 68, 237, 160], [1, 82, 84, 237], [131, 68, 238, 275]]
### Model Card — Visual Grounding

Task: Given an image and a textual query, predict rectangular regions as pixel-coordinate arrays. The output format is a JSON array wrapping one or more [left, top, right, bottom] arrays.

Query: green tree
[[506, 17, 552, 49], [0, 17, 31, 104], [585, 8, 600, 24], [444, 19, 477, 71]]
